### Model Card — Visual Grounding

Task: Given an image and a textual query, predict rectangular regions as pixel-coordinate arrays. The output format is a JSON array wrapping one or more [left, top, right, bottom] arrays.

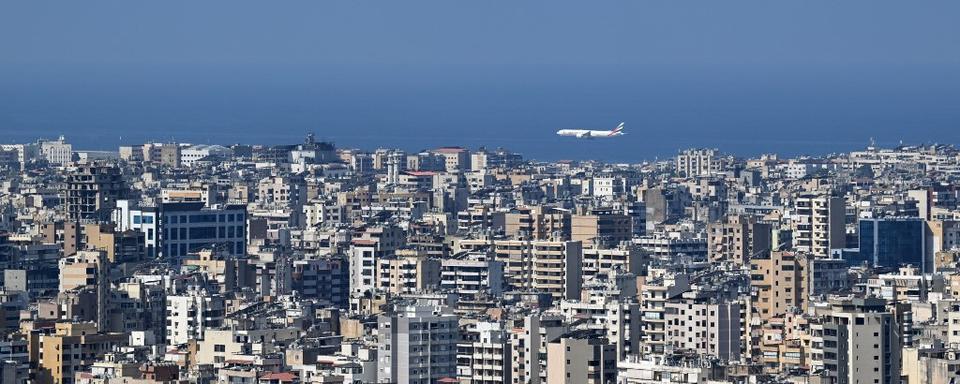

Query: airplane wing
[[577, 131, 591, 138]]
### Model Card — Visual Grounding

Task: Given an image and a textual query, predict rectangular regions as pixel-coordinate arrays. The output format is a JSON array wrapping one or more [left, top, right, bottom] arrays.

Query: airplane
[[556, 122, 625, 139]]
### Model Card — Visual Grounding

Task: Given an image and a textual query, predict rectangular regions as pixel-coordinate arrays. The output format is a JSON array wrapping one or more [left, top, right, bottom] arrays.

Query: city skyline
[[3, 1, 960, 384]]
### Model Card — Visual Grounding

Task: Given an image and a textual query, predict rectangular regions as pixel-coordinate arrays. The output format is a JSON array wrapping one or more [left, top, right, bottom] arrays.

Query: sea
[[2, 65, 959, 163]]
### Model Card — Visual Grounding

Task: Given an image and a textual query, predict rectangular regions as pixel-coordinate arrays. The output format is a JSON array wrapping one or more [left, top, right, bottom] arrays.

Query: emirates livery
[[556, 122, 625, 139]]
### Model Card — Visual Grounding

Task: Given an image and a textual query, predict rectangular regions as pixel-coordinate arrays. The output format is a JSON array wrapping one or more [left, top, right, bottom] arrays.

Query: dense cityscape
[[0, 135, 957, 383]]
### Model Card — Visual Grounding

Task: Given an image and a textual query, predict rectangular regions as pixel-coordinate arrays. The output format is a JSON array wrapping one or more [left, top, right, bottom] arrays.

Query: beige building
[[790, 193, 846, 256], [927, 220, 960, 272], [546, 330, 617, 384], [430, 146, 471, 173], [36, 322, 126, 384], [142, 142, 180, 167], [902, 347, 960, 384], [504, 206, 571, 241], [194, 327, 300, 366], [83, 223, 146, 264], [821, 297, 901, 384], [458, 239, 584, 301], [509, 313, 567, 384], [750, 251, 803, 322], [707, 214, 772, 264], [571, 208, 632, 246], [59, 250, 105, 292], [375, 252, 440, 295]]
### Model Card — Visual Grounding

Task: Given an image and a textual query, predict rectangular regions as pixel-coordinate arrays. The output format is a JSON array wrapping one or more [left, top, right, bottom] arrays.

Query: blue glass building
[[856, 218, 926, 272]]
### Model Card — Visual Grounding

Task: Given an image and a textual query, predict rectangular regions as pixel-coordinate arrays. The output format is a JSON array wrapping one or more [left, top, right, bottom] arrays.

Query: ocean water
[[1, 65, 959, 163]]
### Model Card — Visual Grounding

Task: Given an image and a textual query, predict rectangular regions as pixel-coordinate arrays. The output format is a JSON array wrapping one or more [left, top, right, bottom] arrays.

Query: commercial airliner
[[556, 122, 625, 139]]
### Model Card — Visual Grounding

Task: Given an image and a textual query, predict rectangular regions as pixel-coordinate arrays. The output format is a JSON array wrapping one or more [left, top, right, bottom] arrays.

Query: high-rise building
[[560, 294, 641, 361], [821, 297, 902, 384], [509, 313, 567, 384], [504, 206, 571, 241], [36, 322, 126, 384], [572, 207, 633, 246], [377, 305, 459, 383], [457, 321, 511, 384], [664, 293, 742, 361], [477, 239, 583, 301], [165, 288, 225, 345], [791, 193, 846, 256], [430, 146, 471, 173], [376, 253, 441, 295], [113, 199, 159, 258], [142, 142, 181, 167], [856, 217, 926, 272], [158, 202, 247, 260], [545, 329, 617, 384], [675, 148, 721, 177], [440, 252, 505, 300], [750, 251, 803, 322], [64, 162, 126, 221], [708, 214, 773, 264]]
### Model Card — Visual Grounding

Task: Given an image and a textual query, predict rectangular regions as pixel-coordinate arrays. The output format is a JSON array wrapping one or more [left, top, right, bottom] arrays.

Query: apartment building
[[664, 292, 742, 361], [509, 313, 567, 384], [675, 148, 721, 177], [165, 289, 225, 345], [503, 206, 570, 241], [377, 305, 459, 383], [36, 322, 126, 384], [457, 321, 511, 384], [821, 297, 902, 384], [376, 253, 441, 295], [791, 193, 846, 256], [560, 294, 640, 361], [572, 207, 633, 246], [440, 252, 505, 300], [545, 329, 617, 384], [707, 214, 772, 264], [64, 162, 126, 221]]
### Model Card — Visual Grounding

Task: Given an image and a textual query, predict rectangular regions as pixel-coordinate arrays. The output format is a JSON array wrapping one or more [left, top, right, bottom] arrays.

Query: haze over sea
[[2, 1, 960, 163]]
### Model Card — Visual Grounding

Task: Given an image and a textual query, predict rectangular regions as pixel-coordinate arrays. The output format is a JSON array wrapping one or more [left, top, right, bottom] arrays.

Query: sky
[[2, 1, 960, 162]]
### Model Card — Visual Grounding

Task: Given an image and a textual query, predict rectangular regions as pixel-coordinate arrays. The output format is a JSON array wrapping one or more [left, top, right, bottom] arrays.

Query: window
[[214, 344, 225, 352]]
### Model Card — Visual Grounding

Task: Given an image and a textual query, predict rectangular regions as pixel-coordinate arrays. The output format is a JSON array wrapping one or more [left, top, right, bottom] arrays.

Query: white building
[[39, 136, 72, 165], [377, 305, 459, 383], [114, 199, 159, 258], [180, 144, 233, 167], [165, 289, 225, 345], [439, 253, 504, 299], [663, 294, 742, 361], [790, 193, 846, 256], [676, 148, 721, 177], [458, 321, 511, 384], [560, 295, 641, 361]]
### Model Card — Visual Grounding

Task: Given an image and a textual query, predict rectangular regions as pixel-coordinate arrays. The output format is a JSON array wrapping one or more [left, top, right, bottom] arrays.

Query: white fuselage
[[556, 129, 624, 139]]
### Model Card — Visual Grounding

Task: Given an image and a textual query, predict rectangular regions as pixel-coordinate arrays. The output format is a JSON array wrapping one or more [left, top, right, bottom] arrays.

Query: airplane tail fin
[[610, 122, 625, 135]]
